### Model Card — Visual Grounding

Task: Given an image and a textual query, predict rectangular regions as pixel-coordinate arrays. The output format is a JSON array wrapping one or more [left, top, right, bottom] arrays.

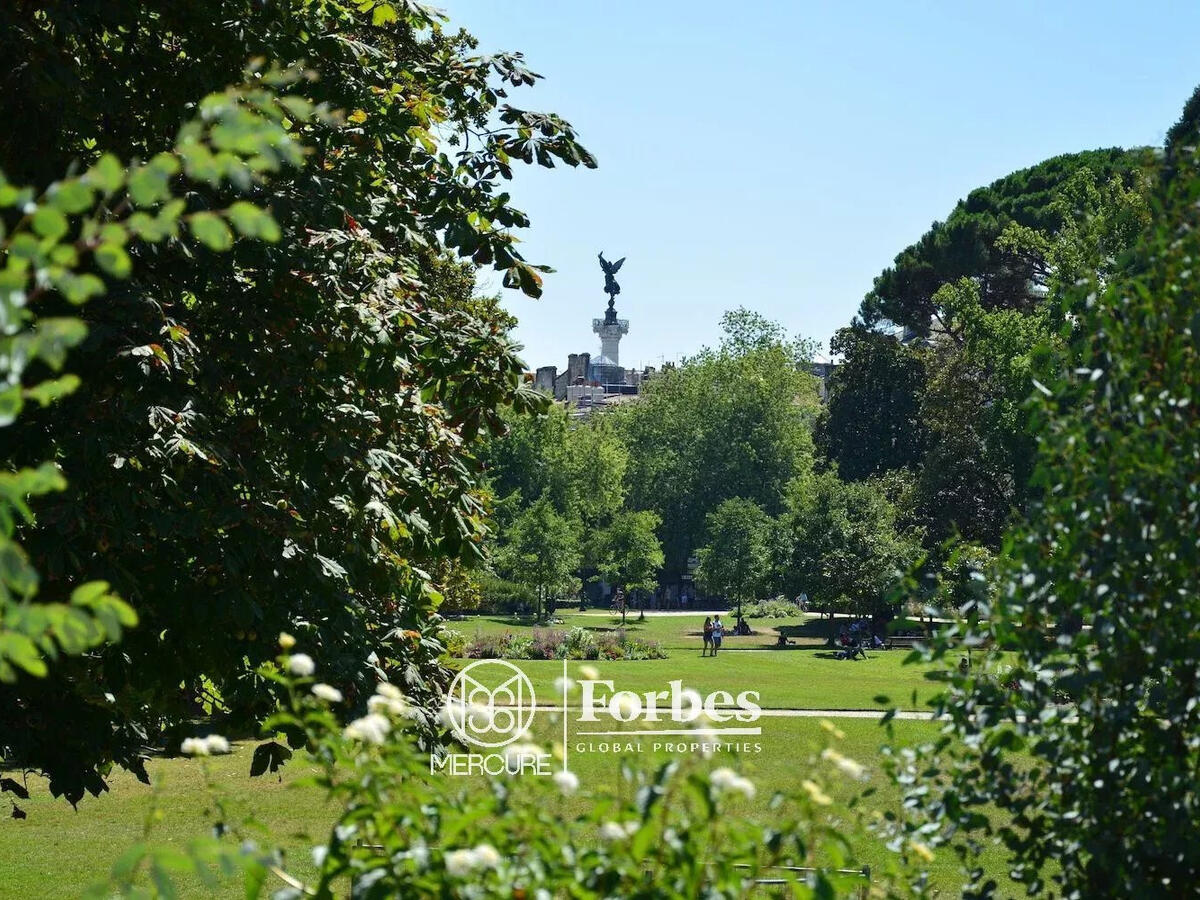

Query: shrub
[[743, 597, 806, 618], [464, 627, 663, 661], [464, 632, 514, 659], [529, 629, 566, 660], [888, 133, 1200, 894], [564, 627, 597, 659], [437, 629, 467, 658]]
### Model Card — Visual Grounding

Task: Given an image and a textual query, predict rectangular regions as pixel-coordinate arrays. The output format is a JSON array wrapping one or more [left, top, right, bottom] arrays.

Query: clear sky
[[444, 0, 1200, 370]]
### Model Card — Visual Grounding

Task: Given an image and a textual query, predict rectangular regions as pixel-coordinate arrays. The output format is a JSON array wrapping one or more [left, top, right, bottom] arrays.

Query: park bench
[[886, 634, 924, 650]]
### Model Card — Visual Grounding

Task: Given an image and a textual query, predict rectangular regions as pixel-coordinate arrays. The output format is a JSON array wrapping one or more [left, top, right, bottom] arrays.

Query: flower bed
[[465, 626, 666, 661]]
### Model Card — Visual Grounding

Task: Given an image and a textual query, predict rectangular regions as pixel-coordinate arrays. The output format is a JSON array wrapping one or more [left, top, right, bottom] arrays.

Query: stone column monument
[[594, 252, 629, 365]]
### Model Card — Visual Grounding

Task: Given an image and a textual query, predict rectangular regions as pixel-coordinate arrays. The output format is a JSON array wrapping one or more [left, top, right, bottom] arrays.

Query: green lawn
[[451, 648, 951, 711], [0, 718, 1011, 898], [0, 621, 1017, 897]]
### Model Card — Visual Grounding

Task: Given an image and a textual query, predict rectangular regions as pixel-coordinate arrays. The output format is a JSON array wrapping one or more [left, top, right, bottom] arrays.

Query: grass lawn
[[0, 718, 1012, 898], [450, 651, 950, 711]]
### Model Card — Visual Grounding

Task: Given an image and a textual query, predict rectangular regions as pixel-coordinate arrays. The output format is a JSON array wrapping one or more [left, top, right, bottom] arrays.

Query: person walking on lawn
[[702, 616, 714, 656], [711, 615, 724, 655]]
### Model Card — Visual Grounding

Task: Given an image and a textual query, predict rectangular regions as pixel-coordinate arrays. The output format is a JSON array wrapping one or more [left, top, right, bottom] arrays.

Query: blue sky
[[445, 1, 1200, 370]]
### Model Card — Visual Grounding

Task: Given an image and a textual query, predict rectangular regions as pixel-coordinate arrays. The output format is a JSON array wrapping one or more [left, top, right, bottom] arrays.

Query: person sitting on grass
[[711, 615, 724, 655], [702, 616, 713, 656]]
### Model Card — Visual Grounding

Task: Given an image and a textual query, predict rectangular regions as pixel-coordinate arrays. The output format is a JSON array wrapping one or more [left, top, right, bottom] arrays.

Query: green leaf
[[32, 206, 69, 242], [128, 160, 174, 207], [24, 374, 81, 407], [109, 842, 146, 882], [84, 154, 125, 194], [372, 3, 399, 26], [95, 242, 132, 278], [0, 632, 48, 678], [226, 202, 281, 241], [190, 212, 233, 251], [0, 384, 23, 427], [52, 271, 106, 305], [49, 180, 95, 215]]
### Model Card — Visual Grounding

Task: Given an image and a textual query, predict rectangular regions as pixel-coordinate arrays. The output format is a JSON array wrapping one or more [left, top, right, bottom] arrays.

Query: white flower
[[623, 821, 639, 836], [554, 675, 576, 695], [312, 683, 344, 703], [181, 737, 210, 757], [375, 681, 403, 700], [278, 632, 296, 650], [503, 742, 542, 768], [406, 841, 430, 870], [311, 845, 328, 867], [368, 693, 408, 716], [203, 734, 231, 755], [287, 653, 316, 677], [444, 849, 477, 877], [553, 769, 580, 795], [709, 767, 738, 790], [473, 843, 501, 870], [709, 766, 755, 799], [599, 821, 630, 842], [579, 664, 600, 680], [344, 713, 391, 744], [730, 775, 756, 799], [821, 747, 867, 780]]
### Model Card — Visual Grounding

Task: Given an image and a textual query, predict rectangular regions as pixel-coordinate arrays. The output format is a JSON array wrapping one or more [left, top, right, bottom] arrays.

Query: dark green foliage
[[781, 472, 920, 621], [0, 1, 593, 801], [896, 133, 1200, 898], [817, 326, 929, 481], [695, 498, 773, 616], [859, 148, 1145, 333], [615, 319, 818, 582]]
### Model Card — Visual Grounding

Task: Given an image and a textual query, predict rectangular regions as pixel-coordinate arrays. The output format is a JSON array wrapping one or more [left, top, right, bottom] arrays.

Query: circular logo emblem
[[443, 659, 537, 748]]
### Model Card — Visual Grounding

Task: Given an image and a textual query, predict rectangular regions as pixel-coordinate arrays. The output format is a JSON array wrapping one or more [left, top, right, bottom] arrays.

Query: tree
[[914, 279, 1053, 546], [594, 510, 664, 623], [696, 498, 772, 619], [817, 326, 930, 481], [0, 2, 595, 801], [615, 313, 817, 583], [494, 499, 581, 621], [893, 108, 1200, 896], [859, 148, 1147, 335], [783, 472, 919, 623]]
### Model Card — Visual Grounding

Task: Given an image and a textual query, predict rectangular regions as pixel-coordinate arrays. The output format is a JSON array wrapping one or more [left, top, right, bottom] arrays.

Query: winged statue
[[598, 252, 625, 300]]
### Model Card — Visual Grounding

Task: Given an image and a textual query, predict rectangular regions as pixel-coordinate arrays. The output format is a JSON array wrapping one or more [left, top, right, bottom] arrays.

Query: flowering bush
[[91, 638, 908, 898], [464, 627, 666, 661], [563, 626, 597, 658], [743, 597, 807, 618], [437, 628, 468, 659]]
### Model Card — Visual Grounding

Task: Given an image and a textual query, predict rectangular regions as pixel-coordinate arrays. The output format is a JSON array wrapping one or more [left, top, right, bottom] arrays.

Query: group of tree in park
[[479, 305, 919, 623], [0, 0, 1197, 895], [479, 151, 1153, 625]]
